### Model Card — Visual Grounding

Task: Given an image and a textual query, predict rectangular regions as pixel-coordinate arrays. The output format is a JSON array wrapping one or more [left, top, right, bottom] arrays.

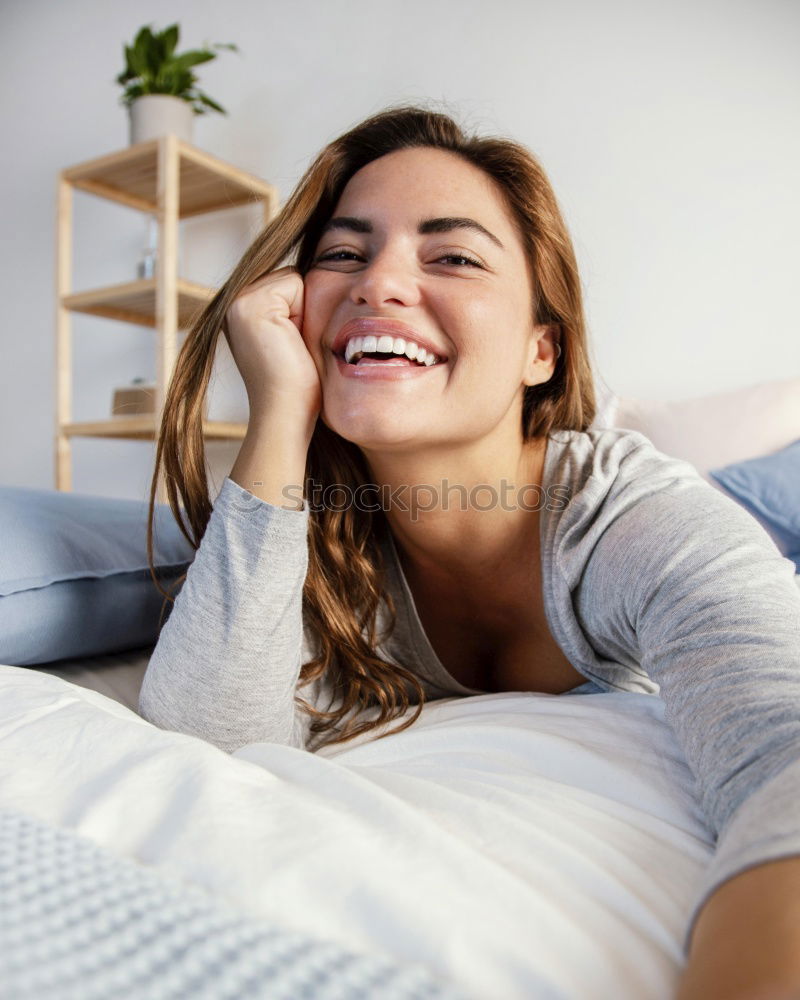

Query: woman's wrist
[[230, 408, 314, 510]]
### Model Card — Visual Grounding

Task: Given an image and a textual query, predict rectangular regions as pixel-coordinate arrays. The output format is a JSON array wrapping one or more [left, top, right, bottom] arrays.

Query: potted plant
[[116, 23, 239, 146]]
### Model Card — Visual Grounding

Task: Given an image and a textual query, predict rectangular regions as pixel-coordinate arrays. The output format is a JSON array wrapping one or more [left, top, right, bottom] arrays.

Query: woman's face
[[302, 146, 556, 455]]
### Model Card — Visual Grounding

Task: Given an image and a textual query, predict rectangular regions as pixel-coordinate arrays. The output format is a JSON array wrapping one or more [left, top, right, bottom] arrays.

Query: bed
[[1, 375, 798, 1000]]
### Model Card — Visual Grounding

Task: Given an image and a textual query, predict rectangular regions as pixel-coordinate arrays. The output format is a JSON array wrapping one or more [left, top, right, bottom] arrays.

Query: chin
[[320, 408, 421, 451]]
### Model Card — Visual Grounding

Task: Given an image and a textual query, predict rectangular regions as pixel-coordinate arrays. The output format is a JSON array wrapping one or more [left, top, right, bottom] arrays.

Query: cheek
[[451, 310, 532, 396], [450, 283, 513, 328], [447, 293, 516, 358]]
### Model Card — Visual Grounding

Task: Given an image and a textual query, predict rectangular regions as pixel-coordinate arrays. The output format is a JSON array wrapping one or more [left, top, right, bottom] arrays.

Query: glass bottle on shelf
[[136, 217, 158, 280]]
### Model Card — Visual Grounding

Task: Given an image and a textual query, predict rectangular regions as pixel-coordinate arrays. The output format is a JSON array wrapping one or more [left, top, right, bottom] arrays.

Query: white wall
[[2, 0, 798, 500]]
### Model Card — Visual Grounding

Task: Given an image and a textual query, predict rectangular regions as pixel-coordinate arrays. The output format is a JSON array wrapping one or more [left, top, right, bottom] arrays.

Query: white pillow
[[609, 376, 800, 480]]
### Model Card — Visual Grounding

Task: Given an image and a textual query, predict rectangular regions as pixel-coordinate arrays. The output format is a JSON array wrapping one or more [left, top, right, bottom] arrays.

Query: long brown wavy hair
[[146, 101, 596, 751]]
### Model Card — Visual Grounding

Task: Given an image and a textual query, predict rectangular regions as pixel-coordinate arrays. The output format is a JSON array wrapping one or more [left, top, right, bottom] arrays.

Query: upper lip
[[330, 318, 447, 360]]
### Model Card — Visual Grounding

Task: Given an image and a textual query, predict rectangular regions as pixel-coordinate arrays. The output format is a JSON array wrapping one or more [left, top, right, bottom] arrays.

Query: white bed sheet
[[0, 665, 716, 999], [31, 643, 155, 712]]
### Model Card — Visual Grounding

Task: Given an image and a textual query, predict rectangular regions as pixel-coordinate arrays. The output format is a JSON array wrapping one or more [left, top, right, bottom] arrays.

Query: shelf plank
[[62, 278, 215, 328], [62, 417, 247, 441], [62, 138, 277, 217]]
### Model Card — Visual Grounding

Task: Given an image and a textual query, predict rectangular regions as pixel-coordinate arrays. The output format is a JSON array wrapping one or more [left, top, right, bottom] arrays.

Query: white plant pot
[[128, 95, 194, 145]]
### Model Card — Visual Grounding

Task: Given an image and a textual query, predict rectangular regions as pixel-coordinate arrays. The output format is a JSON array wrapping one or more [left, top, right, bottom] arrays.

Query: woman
[[139, 104, 800, 997]]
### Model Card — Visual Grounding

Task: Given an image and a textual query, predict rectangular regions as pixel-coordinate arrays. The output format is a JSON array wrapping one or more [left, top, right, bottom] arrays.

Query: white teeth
[[344, 336, 362, 364], [340, 332, 442, 366]]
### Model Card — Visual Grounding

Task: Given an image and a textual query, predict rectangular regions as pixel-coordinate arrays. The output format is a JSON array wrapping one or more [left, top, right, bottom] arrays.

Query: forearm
[[677, 856, 800, 1000], [139, 475, 312, 752]]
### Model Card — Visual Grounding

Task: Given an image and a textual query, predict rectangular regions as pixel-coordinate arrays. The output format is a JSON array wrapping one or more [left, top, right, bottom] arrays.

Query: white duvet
[[0, 666, 714, 1000]]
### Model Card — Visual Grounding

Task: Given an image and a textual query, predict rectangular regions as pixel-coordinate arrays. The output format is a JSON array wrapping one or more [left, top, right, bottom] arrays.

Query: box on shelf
[[112, 380, 155, 416], [111, 380, 211, 419]]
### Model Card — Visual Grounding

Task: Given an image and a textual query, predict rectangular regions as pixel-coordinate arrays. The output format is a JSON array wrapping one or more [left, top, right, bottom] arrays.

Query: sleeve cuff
[[217, 475, 311, 518], [683, 753, 800, 956]]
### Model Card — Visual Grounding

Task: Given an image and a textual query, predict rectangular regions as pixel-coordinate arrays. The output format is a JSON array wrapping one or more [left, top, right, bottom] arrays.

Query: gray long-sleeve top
[[138, 427, 800, 957]]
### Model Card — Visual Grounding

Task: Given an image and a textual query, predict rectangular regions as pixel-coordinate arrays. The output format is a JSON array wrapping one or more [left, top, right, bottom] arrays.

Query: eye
[[313, 249, 484, 268], [438, 253, 482, 268], [314, 250, 361, 263]]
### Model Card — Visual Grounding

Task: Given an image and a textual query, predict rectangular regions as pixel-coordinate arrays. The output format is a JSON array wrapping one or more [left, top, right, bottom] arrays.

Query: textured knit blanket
[[0, 806, 466, 1000]]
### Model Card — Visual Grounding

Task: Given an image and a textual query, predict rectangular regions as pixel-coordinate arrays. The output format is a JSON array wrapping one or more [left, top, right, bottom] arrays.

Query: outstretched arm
[[563, 449, 800, 991]]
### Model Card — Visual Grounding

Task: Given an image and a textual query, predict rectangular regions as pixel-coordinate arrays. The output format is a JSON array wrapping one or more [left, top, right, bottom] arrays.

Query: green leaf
[[128, 28, 155, 79], [161, 23, 179, 59], [117, 41, 145, 84], [151, 35, 167, 71], [116, 47, 136, 85], [172, 49, 216, 71], [132, 25, 154, 52], [131, 25, 152, 55], [127, 46, 150, 78], [197, 91, 227, 114], [143, 30, 164, 77]]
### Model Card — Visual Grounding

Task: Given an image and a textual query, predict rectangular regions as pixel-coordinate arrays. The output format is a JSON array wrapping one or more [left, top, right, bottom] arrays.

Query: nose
[[348, 249, 421, 308]]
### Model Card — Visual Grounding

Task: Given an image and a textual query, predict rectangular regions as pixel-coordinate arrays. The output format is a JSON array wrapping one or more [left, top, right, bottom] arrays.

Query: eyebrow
[[319, 216, 506, 251]]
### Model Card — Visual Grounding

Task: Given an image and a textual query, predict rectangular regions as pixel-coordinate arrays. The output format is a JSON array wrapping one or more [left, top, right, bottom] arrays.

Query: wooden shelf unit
[[55, 135, 277, 502]]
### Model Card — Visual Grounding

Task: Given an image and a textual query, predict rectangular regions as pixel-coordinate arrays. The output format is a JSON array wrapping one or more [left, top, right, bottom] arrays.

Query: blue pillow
[[0, 486, 196, 666], [709, 439, 800, 573]]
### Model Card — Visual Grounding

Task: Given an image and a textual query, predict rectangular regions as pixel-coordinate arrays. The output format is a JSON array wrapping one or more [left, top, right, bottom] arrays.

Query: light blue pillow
[[709, 438, 800, 573], [0, 486, 196, 666]]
